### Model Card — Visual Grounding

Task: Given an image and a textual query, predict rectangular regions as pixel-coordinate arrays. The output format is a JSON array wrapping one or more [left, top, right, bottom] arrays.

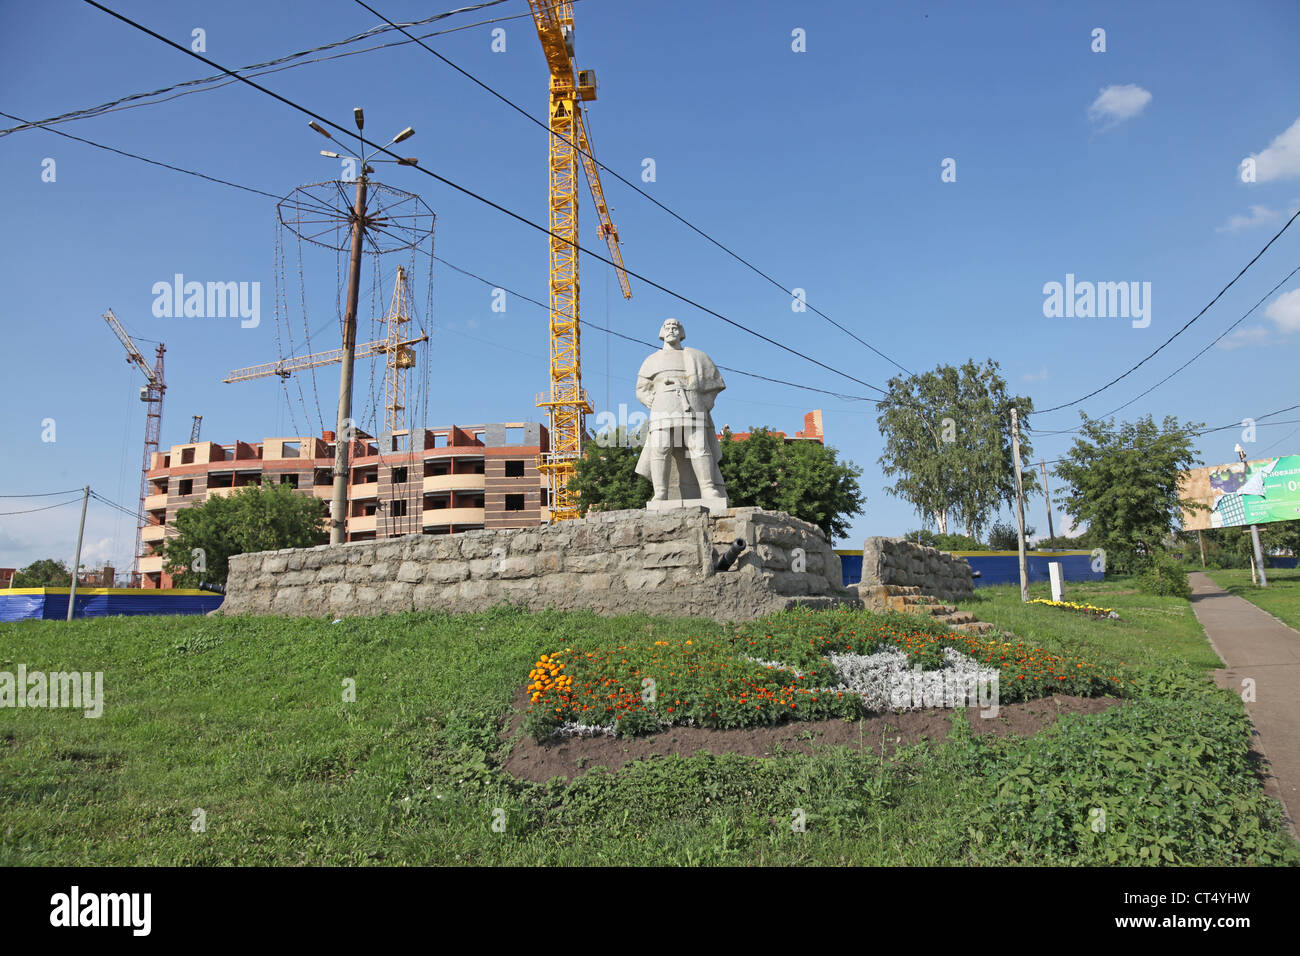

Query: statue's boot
[[651, 453, 672, 501]]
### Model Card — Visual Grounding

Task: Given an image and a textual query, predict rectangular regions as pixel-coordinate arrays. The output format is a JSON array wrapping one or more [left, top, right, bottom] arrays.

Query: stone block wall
[[857, 537, 974, 602], [219, 507, 858, 623]]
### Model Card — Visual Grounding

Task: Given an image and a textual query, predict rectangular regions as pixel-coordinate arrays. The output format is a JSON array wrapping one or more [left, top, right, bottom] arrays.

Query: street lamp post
[[307, 111, 418, 546]]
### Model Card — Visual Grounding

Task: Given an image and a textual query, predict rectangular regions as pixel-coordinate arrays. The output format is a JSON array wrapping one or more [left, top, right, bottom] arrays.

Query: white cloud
[[1264, 287, 1300, 334], [1216, 325, 1271, 350], [79, 537, 118, 567], [1088, 84, 1152, 128], [1244, 117, 1300, 183], [1022, 366, 1048, 382], [1216, 204, 1279, 232]]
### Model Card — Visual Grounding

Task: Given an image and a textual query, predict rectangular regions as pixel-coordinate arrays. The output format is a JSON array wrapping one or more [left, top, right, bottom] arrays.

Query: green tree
[[987, 519, 1035, 550], [717, 427, 865, 541], [1053, 414, 1204, 573], [1193, 519, 1300, 569], [163, 480, 328, 586], [570, 424, 653, 514], [570, 424, 866, 542], [12, 558, 73, 588], [876, 359, 1037, 539]]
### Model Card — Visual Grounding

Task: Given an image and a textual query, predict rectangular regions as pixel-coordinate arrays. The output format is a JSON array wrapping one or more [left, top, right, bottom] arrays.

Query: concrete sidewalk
[[1189, 572, 1300, 833]]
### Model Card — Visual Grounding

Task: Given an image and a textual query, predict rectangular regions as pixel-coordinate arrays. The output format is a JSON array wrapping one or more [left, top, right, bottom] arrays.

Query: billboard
[[1180, 455, 1300, 531]]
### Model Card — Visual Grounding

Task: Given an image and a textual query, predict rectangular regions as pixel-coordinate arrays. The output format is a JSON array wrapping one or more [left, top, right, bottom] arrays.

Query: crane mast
[[529, 0, 631, 521], [103, 309, 165, 584]]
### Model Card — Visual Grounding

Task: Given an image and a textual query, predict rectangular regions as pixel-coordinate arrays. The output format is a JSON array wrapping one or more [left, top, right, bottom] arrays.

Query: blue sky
[[2, 0, 1299, 574]]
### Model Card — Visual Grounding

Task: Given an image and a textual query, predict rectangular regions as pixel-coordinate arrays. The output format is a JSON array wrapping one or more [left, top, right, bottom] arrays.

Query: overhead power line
[[0, 488, 84, 498], [0, 497, 83, 516], [8, 107, 873, 405], [349, 0, 913, 377], [78, 0, 893, 399], [0, 1, 520, 137], [1036, 260, 1300, 437], [1035, 403, 1300, 467], [1038, 207, 1300, 416], [431, 257, 875, 402]]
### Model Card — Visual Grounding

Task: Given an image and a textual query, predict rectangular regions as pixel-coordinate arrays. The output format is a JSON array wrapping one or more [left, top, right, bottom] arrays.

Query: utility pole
[[1236, 445, 1267, 587], [1039, 459, 1055, 542], [1250, 524, 1268, 587], [1010, 407, 1029, 602], [330, 170, 368, 545], [308, 109, 417, 546], [67, 485, 89, 622]]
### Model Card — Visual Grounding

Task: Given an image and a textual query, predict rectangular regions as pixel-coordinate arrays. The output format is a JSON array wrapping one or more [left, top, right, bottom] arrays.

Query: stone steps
[[859, 582, 1002, 639]]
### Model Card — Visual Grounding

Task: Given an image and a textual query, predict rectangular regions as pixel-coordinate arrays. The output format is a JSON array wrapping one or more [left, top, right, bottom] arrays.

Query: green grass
[[1205, 567, 1300, 631], [957, 576, 1222, 670], [1, 591, 1294, 866]]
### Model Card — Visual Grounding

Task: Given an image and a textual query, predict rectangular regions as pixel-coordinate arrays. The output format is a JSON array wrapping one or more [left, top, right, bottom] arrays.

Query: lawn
[[0, 583, 1294, 866], [957, 576, 1222, 670], [1205, 567, 1300, 631]]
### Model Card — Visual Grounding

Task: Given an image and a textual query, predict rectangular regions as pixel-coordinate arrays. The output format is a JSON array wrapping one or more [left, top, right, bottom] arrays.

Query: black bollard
[[715, 538, 747, 572]]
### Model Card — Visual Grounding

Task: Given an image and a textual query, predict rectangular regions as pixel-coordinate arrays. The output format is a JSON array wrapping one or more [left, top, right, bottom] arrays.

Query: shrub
[[1136, 551, 1192, 599], [907, 530, 987, 551], [987, 520, 1034, 551]]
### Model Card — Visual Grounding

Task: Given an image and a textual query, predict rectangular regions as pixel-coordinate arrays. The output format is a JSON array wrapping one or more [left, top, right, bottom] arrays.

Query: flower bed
[[1028, 598, 1119, 620], [523, 607, 1132, 740]]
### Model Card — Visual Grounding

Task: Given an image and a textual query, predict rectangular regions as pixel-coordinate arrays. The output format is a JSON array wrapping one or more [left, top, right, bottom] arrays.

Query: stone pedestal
[[220, 507, 859, 622], [646, 496, 728, 516]]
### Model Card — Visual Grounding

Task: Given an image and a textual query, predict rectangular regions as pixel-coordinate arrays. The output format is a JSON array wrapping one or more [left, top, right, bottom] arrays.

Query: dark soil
[[500, 685, 1124, 783]]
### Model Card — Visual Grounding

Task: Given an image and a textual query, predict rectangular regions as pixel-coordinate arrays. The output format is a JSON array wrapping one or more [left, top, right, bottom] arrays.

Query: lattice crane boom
[[104, 308, 159, 385], [224, 270, 426, 435], [221, 333, 428, 382], [575, 110, 631, 299], [529, 0, 631, 522]]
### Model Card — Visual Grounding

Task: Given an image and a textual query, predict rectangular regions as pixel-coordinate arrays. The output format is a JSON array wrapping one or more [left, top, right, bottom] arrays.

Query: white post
[[1049, 561, 1064, 603]]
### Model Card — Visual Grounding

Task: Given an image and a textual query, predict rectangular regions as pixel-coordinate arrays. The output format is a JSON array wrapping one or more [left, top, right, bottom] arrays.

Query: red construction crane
[[103, 309, 165, 585]]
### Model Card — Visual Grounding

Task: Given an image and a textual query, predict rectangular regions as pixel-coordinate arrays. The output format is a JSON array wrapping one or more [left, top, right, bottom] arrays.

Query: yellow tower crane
[[529, 0, 632, 521]]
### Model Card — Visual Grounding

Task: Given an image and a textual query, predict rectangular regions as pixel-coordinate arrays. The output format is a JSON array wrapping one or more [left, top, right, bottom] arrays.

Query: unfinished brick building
[[140, 423, 549, 588]]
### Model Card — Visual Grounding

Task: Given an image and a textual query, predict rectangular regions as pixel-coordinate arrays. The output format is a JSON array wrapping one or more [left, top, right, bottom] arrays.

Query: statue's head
[[659, 318, 684, 345]]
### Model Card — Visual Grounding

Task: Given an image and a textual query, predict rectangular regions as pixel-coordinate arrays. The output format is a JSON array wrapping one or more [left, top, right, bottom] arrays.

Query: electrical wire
[[1035, 404, 1300, 467], [351, 0, 914, 377], [0, 498, 83, 516], [9, 95, 877, 405], [1037, 208, 1300, 416], [0, 1, 521, 137], [0, 488, 83, 498], [1036, 262, 1300, 437], [67, 3, 888, 396]]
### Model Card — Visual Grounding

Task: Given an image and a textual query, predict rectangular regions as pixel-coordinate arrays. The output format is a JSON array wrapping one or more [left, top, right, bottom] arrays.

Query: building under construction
[[139, 422, 549, 588], [137, 411, 826, 588]]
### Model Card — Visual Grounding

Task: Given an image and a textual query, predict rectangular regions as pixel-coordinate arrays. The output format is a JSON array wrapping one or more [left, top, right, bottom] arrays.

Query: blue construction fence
[[834, 550, 1105, 589], [0, 588, 224, 622]]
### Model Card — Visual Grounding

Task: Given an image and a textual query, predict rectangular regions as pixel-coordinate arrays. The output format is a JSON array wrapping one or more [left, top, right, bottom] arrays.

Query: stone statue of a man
[[634, 318, 728, 513]]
